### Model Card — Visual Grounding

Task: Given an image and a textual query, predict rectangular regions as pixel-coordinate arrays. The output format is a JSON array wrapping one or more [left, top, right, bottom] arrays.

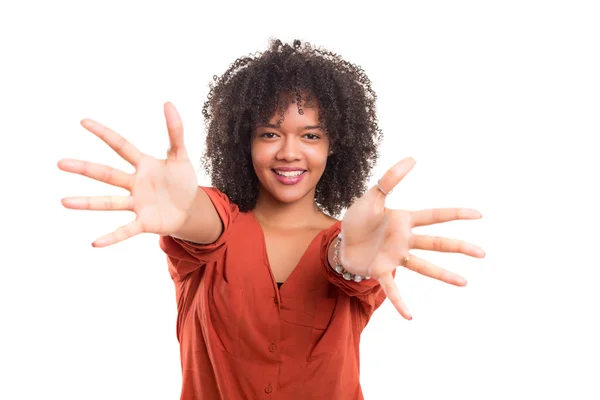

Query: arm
[[326, 235, 337, 272], [329, 158, 484, 320], [160, 186, 239, 281], [170, 186, 223, 244], [324, 230, 394, 321], [322, 223, 386, 292], [59, 102, 226, 249]]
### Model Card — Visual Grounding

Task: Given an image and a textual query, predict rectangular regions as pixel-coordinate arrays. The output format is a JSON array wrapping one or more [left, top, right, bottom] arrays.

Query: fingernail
[[475, 246, 485, 257]]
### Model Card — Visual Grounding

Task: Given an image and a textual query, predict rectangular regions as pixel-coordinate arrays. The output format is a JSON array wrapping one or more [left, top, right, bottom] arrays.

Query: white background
[[1, 0, 599, 399]]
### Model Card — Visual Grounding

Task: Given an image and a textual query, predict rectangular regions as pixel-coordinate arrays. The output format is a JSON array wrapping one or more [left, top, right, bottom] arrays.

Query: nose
[[276, 136, 301, 161]]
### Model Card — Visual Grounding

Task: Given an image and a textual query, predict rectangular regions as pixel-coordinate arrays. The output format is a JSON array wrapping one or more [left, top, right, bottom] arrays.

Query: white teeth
[[275, 170, 304, 177]]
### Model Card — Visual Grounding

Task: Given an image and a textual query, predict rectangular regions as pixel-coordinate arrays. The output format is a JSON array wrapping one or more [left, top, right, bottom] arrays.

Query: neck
[[252, 187, 323, 229]]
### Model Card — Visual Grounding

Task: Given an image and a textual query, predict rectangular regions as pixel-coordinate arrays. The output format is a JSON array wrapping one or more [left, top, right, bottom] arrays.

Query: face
[[251, 101, 330, 206]]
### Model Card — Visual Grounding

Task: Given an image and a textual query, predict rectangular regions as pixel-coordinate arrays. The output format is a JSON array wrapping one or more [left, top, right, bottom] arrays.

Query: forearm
[[170, 187, 223, 244], [327, 235, 338, 271]]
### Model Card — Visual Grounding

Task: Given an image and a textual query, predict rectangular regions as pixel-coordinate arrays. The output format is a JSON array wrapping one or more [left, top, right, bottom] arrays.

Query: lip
[[272, 169, 306, 185], [272, 167, 306, 172]]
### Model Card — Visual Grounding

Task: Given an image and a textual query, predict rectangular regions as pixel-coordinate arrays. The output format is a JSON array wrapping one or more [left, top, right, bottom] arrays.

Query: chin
[[271, 188, 311, 204]]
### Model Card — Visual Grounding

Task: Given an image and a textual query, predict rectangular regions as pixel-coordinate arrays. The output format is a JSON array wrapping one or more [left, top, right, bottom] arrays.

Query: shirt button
[[273, 297, 279, 305], [265, 384, 273, 393], [269, 343, 277, 352]]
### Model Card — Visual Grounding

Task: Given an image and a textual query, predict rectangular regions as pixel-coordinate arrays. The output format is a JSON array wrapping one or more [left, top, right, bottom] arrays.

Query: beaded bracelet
[[333, 234, 370, 282]]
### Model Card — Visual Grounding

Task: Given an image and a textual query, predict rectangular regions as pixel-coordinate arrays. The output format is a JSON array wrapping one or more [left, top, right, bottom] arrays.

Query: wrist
[[328, 233, 370, 282]]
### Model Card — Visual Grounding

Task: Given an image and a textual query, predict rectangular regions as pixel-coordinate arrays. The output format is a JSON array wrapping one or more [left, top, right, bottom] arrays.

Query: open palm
[[58, 102, 197, 247], [340, 158, 485, 319]]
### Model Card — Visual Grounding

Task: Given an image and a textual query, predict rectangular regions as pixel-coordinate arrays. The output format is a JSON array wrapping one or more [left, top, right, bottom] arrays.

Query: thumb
[[164, 102, 188, 159], [376, 157, 416, 196]]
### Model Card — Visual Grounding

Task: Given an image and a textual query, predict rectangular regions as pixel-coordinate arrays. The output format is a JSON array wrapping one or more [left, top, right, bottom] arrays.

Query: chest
[[262, 227, 323, 282]]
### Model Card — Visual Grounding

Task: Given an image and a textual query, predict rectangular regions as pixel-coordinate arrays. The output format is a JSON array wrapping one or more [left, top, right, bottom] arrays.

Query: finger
[[404, 254, 467, 286], [411, 208, 482, 227], [80, 119, 142, 166], [411, 235, 485, 258], [374, 157, 416, 196], [92, 220, 144, 247], [61, 196, 134, 211], [164, 102, 188, 160], [58, 159, 133, 190], [378, 273, 412, 320]]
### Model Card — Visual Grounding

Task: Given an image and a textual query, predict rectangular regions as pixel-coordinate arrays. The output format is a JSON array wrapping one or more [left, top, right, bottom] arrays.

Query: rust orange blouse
[[159, 187, 388, 399]]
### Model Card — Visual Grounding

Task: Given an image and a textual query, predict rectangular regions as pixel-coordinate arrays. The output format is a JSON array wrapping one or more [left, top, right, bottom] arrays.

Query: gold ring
[[401, 256, 410, 266], [376, 180, 393, 195]]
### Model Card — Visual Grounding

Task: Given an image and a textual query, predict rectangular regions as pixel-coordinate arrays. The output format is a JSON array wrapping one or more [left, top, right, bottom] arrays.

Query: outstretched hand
[[58, 102, 198, 247], [339, 158, 485, 320]]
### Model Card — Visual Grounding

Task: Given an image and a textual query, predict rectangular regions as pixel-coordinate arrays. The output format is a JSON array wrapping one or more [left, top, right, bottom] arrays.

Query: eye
[[260, 132, 278, 139], [303, 133, 321, 140]]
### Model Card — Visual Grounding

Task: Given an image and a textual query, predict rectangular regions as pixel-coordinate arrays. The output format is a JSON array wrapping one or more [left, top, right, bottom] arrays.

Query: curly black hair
[[201, 39, 383, 217]]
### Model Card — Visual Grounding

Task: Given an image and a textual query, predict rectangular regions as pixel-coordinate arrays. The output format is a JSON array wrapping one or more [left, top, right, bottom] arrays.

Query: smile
[[271, 169, 306, 185], [273, 170, 305, 177]]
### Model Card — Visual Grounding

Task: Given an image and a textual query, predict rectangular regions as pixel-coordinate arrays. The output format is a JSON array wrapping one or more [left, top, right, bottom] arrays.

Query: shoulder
[[201, 185, 229, 200], [200, 186, 239, 211]]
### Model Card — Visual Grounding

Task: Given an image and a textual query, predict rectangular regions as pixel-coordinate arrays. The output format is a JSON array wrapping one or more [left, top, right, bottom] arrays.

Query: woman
[[58, 39, 485, 399]]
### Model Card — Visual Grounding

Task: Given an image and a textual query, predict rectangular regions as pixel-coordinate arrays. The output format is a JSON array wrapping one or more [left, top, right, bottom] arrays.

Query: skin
[[336, 158, 485, 319], [58, 104, 221, 246], [58, 101, 486, 320], [252, 102, 330, 218], [250, 101, 337, 282], [249, 100, 486, 316]]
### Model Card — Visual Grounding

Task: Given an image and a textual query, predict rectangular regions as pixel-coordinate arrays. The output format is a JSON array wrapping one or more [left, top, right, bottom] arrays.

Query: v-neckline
[[250, 212, 333, 295]]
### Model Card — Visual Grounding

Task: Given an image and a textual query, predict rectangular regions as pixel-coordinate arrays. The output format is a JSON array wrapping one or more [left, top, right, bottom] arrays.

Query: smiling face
[[251, 100, 330, 206]]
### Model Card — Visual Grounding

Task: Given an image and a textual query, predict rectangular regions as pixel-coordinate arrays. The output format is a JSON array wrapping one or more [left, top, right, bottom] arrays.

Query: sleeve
[[159, 186, 239, 282], [320, 221, 395, 319]]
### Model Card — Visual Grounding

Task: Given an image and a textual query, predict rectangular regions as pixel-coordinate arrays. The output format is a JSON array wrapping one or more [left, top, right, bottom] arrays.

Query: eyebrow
[[257, 123, 323, 130]]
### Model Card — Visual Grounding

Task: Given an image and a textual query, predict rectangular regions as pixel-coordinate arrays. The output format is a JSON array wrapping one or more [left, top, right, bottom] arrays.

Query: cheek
[[306, 146, 329, 169], [251, 143, 272, 171]]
